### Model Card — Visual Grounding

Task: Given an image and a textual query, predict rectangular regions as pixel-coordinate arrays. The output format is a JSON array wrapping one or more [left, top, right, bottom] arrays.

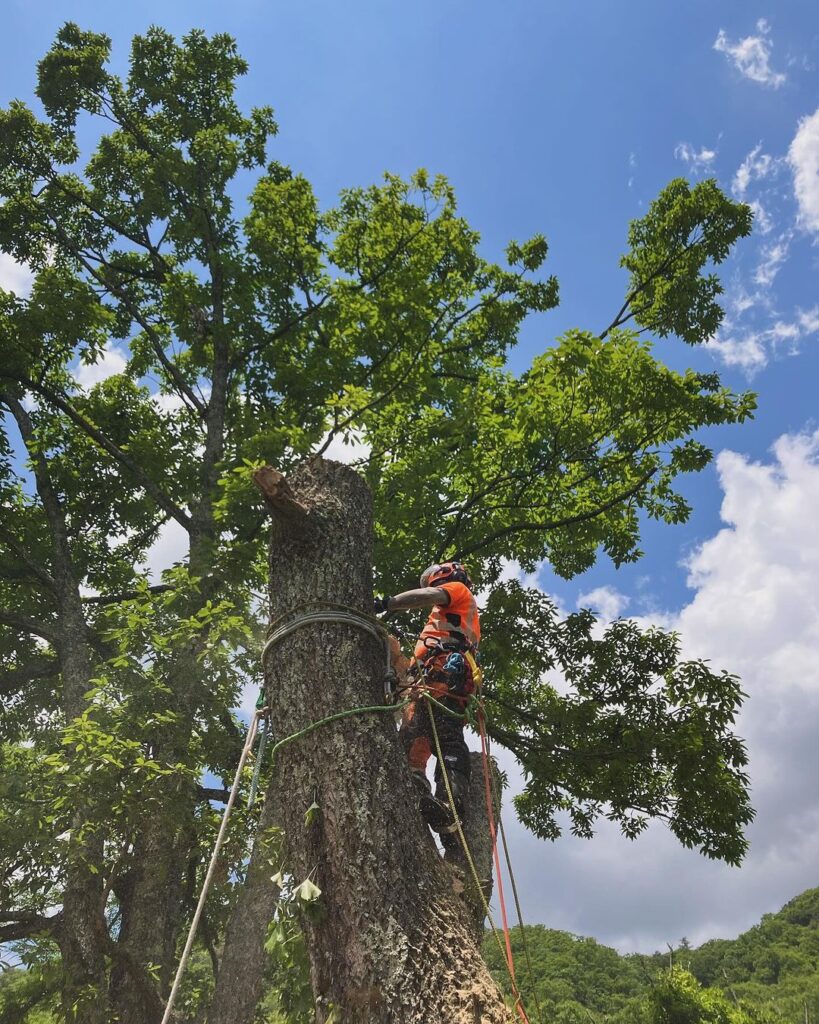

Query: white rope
[[160, 709, 263, 1024]]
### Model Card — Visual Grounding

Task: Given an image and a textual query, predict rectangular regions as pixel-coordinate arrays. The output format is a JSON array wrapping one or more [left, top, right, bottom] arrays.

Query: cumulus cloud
[[674, 142, 717, 176], [500, 429, 819, 950], [707, 303, 819, 372], [714, 19, 786, 88], [788, 107, 819, 236], [577, 585, 629, 623], [0, 253, 34, 297], [74, 344, 128, 388]]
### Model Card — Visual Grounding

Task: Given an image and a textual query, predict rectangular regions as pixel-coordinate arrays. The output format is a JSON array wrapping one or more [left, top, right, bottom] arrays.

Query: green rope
[[266, 699, 411, 769]]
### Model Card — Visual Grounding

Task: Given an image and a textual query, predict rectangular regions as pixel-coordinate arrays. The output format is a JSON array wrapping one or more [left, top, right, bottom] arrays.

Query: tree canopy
[[0, 23, 756, 1022]]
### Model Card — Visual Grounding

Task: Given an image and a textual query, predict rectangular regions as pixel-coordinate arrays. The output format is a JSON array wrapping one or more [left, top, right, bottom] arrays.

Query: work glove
[[373, 595, 392, 615]]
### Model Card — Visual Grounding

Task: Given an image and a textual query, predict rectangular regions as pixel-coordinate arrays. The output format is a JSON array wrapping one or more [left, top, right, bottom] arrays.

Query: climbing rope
[[262, 602, 395, 698], [426, 695, 531, 1024], [161, 706, 265, 1024], [479, 710, 544, 1024]]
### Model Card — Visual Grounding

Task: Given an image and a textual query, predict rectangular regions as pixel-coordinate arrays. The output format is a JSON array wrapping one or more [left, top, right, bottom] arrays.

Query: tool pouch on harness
[[420, 642, 483, 698]]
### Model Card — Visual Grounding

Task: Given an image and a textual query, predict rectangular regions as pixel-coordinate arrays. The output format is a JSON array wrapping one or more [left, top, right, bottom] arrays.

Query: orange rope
[[479, 708, 530, 1024]]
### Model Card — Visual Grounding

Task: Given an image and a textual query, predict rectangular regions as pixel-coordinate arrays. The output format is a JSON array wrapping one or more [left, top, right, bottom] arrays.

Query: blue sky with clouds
[[3, 1, 819, 952]]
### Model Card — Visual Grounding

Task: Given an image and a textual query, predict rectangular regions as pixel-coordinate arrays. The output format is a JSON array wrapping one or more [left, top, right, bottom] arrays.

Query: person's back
[[414, 578, 480, 660]]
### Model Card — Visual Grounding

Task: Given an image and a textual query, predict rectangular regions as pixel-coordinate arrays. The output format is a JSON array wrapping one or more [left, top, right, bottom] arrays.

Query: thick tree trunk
[[108, 807, 193, 1022], [110, 530, 219, 1022], [250, 458, 515, 1024]]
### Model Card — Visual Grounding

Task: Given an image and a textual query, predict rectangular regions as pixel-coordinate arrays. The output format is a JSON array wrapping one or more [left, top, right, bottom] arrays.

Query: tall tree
[[0, 24, 754, 1023]]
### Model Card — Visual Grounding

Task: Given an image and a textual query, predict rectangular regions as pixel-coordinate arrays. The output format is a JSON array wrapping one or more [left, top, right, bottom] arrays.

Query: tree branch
[[0, 610, 58, 645], [0, 912, 58, 941], [1, 378, 191, 532], [454, 466, 659, 560], [0, 526, 57, 593], [0, 656, 60, 696], [251, 467, 311, 529], [82, 584, 175, 606], [197, 786, 231, 803]]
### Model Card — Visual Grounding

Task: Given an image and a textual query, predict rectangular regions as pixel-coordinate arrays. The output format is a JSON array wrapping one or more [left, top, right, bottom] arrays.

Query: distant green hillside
[[4, 887, 817, 1021], [483, 886, 819, 1022]]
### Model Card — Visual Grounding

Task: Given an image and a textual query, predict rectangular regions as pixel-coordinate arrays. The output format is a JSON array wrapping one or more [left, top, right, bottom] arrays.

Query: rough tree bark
[[215, 457, 516, 1024]]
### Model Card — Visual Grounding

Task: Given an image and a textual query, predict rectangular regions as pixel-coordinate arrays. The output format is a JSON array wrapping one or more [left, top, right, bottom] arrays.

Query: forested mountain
[[4, 885, 816, 1021], [482, 886, 819, 1022]]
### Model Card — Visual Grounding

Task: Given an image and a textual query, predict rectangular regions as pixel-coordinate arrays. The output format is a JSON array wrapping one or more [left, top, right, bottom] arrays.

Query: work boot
[[411, 769, 457, 833], [433, 767, 471, 848], [410, 768, 431, 798], [434, 767, 470, 821]]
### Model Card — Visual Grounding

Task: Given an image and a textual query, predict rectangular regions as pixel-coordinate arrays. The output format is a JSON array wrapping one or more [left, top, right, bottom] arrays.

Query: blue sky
[[3, 2, 819, 952]]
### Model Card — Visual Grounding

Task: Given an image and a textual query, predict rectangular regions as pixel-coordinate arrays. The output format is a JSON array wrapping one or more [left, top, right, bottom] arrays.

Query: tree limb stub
[[251, 467, 311, 527]]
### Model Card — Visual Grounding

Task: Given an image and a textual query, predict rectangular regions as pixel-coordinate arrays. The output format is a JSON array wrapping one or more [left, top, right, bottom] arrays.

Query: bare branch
[[197, 786, 231, 803], [0, 912, 58, 941], [82, 584, 175, 606]]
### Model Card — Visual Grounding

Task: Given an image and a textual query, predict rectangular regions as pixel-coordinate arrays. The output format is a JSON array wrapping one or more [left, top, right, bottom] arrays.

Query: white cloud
[[0, 253, 34, 297], [706, 331, 769, 371], [143, 518, 189, 581], [316, 430, 372, 464], [708, 302, 819, 372], [798, 306, 819, 333], [74, 344, 128, 388], [747, 199, 773, 235], [788, 107, 819, 236], [732, 144, 780, 199], [753, 235, 790, 286], [674, 142, 717, 176], [501, 430, 819, 951], [714, 20, 786, 88], [577, 584, 629, 623]]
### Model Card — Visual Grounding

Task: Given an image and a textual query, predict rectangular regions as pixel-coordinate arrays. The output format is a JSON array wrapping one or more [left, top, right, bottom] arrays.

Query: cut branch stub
[[252, 466, 312, 527]]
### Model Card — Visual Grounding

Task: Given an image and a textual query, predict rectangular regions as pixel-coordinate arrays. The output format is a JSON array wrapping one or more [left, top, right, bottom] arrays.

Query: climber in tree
[[375, 561, 481, 840]]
